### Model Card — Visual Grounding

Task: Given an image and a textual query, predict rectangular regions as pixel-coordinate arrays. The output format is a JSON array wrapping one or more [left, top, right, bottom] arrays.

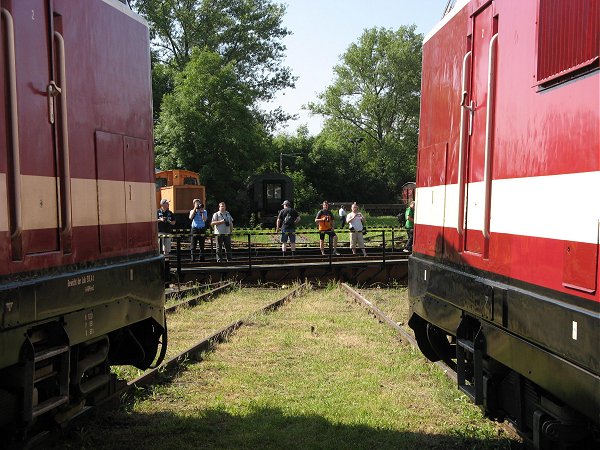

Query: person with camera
[[346, 203, 367, 256], [189, 199, 208, 262], [315, 200, 339, 256], [211, 201, 234, 262], [157, 199, 176, 256], [276, 200, 300, 256]]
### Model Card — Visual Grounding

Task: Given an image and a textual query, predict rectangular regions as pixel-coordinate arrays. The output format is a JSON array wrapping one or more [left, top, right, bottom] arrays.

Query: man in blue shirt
[[189, 199, 208, 261]]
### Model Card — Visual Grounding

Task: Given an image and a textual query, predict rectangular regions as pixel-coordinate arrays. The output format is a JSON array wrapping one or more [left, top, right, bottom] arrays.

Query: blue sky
[[269, 0, 445, 135]]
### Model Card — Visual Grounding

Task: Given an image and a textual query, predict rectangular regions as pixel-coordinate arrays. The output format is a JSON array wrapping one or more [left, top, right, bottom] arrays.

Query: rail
[[19, 283, 311, 448], [341, 283, 521, 442]]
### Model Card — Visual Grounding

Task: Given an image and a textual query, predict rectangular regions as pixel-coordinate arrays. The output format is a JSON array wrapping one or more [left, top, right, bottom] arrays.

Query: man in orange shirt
[[315, 200, 339, 256]]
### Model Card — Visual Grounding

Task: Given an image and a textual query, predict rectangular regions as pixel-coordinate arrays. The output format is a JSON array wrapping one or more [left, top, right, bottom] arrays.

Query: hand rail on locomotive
[[1, 8, 23, 242]]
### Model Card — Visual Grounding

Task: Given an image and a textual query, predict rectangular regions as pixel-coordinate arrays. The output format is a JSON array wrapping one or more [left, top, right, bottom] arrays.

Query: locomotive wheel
[[426, 324, 456, 371], [411, 315, 456, 370]]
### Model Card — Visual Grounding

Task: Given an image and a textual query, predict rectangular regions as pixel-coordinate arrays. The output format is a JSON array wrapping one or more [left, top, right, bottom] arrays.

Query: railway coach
[[0, 0, 165, 439], [408, 0, 598, 448]]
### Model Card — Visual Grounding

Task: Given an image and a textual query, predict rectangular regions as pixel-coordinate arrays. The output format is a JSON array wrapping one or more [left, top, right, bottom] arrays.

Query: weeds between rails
[[341, 283, 522, 445], [39, 284, 311, 450], [56, 284, 516, 450]]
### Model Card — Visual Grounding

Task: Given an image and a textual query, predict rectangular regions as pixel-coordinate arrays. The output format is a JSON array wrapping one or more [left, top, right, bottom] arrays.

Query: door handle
[[47, 81, 61, 124]]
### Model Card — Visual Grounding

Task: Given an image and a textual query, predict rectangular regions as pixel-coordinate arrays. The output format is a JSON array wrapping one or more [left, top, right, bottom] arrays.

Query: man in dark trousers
[[189, 199, 208, 261], [157, 199, 176, 256], [275, 200, 300, 256], [315, 200, 339, 256]]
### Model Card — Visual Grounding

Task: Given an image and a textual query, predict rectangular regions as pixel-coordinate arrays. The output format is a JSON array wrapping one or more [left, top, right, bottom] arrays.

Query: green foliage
[[307, 26, 422, 202], [154, 49, 270, 210], [270, 127, 320, 211], [150, 55, 175, 122], [130, 0, 295, 124]]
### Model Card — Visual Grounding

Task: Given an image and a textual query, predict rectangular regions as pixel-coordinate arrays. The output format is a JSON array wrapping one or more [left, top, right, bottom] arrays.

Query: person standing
[[212, 202, 234, 262], [157, 199, 176, 256], [346, 203, 367, 256], [276, 200, 300, 256], [189, 199, 208, 262], [338, 205, 347, 228], [315, 200, 339, 256], [403, 200, 415, 253]]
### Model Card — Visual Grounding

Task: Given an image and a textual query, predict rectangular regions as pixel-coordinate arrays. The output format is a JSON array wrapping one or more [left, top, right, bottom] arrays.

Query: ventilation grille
[[537, 0, 599, 84]]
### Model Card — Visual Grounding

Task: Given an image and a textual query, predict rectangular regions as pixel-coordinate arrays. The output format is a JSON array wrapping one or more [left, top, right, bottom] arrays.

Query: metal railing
[[159, 227, 409, 280]]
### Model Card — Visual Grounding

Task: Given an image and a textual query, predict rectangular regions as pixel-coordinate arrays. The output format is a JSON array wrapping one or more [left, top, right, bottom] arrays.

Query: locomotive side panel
[[410, 0, 599, 446], [54, 0, 157, 262], [416, 0, 599, 300], [0, 0, 157, 277], [0, 1, 165, 438]]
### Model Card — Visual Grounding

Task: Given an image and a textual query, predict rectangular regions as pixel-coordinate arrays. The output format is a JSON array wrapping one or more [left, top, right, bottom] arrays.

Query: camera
[[224, 219, 230, 226]]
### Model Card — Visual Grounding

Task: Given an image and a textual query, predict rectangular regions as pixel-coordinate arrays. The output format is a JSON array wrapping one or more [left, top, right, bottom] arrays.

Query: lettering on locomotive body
[[84, 311, 94, 337], [67, 274, 95, 288]]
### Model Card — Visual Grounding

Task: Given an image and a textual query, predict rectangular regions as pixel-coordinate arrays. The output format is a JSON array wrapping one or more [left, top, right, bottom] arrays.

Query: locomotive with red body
[[409, 0, 598, 448], [0, 0, 165, 438]]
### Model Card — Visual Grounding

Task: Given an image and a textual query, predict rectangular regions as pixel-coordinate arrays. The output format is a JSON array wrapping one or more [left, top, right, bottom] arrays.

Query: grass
[[112, 286, 294, 381], [69, 287, 518, 450], [358, 286, 413, 335]]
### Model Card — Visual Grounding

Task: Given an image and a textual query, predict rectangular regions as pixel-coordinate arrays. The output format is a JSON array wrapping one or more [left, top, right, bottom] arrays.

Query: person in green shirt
[[403, 201, 414, 253]]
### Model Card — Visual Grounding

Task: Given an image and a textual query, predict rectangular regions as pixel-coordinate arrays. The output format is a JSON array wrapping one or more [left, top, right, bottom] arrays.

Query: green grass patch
[[78, 287, 517, 449], [112, 286, 295, 381]]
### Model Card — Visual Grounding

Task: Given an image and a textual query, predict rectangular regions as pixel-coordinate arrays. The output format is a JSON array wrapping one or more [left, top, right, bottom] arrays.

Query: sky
[[268, 0, 446, 135]]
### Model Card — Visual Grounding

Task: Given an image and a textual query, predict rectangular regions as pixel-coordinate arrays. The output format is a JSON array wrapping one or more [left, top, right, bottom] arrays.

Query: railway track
[[340, 283, 522, 443], [165, 281, 236, 313], [26, 281, 517, 449], [340, 283, 456, 381], [23, 283, 311, 450]]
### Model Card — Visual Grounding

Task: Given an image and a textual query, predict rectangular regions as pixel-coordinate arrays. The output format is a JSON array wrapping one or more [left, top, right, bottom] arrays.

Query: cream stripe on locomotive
[[415, 171, 600, 245], [21, 175, 60, 231], [0, 176, 154, 231], [95, 179, 155, 226], [71, 178, 102, 227], [0, 173, 7, 232]]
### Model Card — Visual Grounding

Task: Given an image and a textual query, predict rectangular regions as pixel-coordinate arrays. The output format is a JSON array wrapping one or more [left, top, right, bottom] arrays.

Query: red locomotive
[[0, 0, 165, 438], [409, 0, 598, 448]]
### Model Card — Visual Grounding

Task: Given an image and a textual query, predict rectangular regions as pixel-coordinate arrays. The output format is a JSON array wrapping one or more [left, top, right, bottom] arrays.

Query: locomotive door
[[464, 3, 496, 255], [2, 0, 60, 257]]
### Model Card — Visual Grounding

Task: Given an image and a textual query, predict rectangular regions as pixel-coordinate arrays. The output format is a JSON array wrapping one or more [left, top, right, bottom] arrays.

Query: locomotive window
[[266, 183, 282, 200], [536, 0, 599, 86], [183, 177, 198, 185], [155, 177, 167, 188]]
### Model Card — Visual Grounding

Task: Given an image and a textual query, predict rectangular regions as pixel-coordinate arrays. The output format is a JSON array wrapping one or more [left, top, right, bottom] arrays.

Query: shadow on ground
[[54, 405, 522, 450]]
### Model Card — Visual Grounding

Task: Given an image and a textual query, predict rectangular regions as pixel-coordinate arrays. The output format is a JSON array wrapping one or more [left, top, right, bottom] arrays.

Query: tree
[[154, 49, 270, 212], [129, 0, 295, 125], [307, 26, 422, 201], [272, 126, 320, 211]]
